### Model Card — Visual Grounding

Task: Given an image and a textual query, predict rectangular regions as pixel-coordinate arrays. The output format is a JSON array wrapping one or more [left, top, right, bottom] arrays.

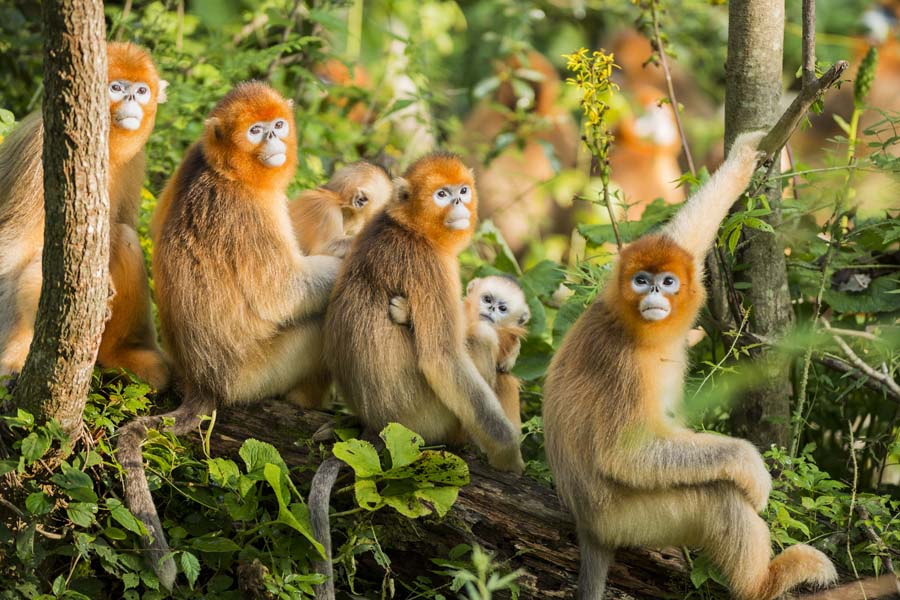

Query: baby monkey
[[389, 275, 530, 432], [290, 160, 392, 257]]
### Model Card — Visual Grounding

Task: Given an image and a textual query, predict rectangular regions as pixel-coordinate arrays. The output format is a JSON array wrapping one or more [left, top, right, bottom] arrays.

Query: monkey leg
[[592, 483, 835, 600], [0, 254, 41, 376], [98, 224, 170, 389], [230, 320, 326, 404], [285, 370, 332, 409]]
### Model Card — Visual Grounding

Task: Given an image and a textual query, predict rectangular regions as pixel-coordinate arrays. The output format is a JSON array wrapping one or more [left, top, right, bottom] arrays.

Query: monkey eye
[[250, 125, 263, 135], [109, 81, 126, 97], [437, 190, 448, 198], [136, 86, 149, 95], [482, 294, 492, 303], [498, 304, 507, 313], [460, 186, 468, 195], [658, 273, 680, 292], [634, 275, 649, 286], [274, 120, 284, 129]]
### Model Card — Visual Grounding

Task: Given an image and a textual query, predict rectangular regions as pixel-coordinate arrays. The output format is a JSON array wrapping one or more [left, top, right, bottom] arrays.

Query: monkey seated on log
[[0, 42, 169, 389], [542, 131, 837, 600], [310, 153, 524, 600], [289, 160, 392, 258], [117, 81, 342, 590], [389, 274, 530, 432]]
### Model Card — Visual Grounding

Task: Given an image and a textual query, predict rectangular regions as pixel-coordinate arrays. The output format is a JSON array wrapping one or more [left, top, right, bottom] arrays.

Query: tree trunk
[[13, 0, 109, 437], [725, 0, 793, 448]]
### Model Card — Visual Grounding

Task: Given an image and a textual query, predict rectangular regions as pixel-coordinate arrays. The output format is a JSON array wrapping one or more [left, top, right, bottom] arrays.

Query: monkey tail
[[116, 396, 212, 591], [310, 456, 343, 600], [577, 531, 614, 600], [760, 544, 837, 600]]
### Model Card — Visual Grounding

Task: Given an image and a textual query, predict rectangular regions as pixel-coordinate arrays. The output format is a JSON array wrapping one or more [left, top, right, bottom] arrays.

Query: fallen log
[[202, 398, 694, 599], [201, 399, 885, 599]]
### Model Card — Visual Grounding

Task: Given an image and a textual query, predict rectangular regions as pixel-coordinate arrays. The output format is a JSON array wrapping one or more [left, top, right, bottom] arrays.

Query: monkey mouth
[[115, 116, 141, 130], [640, 306, 670, 321], [260, 152, 287, 167], [445, 218, 470, 230], [479, 313, 495, 323]]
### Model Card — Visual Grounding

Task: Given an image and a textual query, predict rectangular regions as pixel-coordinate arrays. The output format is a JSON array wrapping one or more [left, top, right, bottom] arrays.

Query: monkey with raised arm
[[289, 160, 392, 258], [118, 82, 342, 590], [0, 42, 169, 388], [389, 274, 530, 431], [542, 131, 837, 600]]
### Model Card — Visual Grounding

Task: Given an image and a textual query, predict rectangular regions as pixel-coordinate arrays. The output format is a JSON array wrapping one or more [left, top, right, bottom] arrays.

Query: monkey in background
[[457, 50, 580, 255], [118, 82, 342, 590], [289, 160, 392, 257], [0, 42, 169, 389], [311, 153, 524, 600], [389, 274, 530, 431], [543, 131, 837, 600]]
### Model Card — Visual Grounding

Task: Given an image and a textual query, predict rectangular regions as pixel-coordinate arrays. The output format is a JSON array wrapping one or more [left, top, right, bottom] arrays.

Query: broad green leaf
[[20, 432, 51, 462], [190, 536, 241, 553], [475, 220, 521, 275], [263, 463, 324, 556], [333, 438, 382, 477], [382, 450, 469, 487], [381, 423, 424, 469], [823, 275, 900, 313], [207, 457, 241, 487], [181, 551, 201, 589], [355, 478, 385, 511], [67, 502, 98, 528], [239, 439, 288, 476], [106, 499, 145, 536], [25, 492, 54, 515], [521, 260, 566, 300]]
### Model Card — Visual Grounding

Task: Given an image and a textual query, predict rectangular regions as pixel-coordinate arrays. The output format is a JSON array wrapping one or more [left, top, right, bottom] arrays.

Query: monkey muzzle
[[114, 101, 144, 131], [444, 202, 471, 230], [480, 312, 495, 323], [260, 137, 287, 167], [639, 291, 671, 321]]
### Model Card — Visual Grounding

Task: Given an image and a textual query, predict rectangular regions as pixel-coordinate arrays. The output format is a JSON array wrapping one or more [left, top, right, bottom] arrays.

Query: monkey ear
[[157, 80, 169, 104], [466, 278, 480, 294], [392, 177, 410, 203], [287, 98, 295, 108], [205, 117, 222, 141], [468, 167, 476, 181], [519, 310, 531, 326]]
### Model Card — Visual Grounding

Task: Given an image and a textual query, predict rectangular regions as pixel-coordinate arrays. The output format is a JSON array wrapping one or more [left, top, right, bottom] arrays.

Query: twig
[[758, 60, 848, 159], [266, 0, 306, 80], [856, 505, 897, 577], [824, 320, 900, 399], [232, 13, 270, 45], [590, 156, 622, 250], [647, 0, 695, 175], [802, 0, 817, 88], [815, 355, 900, 404], [846, 421, 863, 587]]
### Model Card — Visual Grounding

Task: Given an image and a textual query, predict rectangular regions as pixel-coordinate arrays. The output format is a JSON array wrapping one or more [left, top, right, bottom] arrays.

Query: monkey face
[[466, 276, 530, 327], [616, 235, 697, 329], [432, 183, 474, 231], [245, 118, 291, 167], [109, 80, 154, 131]]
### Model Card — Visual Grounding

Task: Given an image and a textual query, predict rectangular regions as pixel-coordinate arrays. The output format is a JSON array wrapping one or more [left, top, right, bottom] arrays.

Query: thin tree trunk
[[13, 0, 109, 437], [725, 0, 793, 448]]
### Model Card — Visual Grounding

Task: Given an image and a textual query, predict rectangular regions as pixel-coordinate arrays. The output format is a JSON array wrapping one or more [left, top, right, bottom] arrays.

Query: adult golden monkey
[[119, 81, 342, 590], [310, 153, 524, 600], [543, 131, 837, 600], [0, 42, 169, 388]]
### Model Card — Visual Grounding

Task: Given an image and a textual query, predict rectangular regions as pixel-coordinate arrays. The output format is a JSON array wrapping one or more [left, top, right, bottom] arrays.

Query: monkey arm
[[599, 429, 771, 511], [283, 255, 342, 322], [662, 131, 766, 262], [407, 280, 522, 472]]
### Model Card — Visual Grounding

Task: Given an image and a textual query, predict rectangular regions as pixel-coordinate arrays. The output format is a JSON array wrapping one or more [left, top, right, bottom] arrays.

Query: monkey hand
[[725, 440, 772, 512], [497, 339, 521, 374], [105, 282, 117, 323], [727, 130, 768, 169], [388, 296, 410, 326], [488, 443, 525, 475]]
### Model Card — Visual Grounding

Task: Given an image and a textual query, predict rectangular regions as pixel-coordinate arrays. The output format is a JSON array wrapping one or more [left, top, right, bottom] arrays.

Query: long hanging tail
[[761, 544, 837, 600], [116, 396, 212, 590], [310, 456, 343, 600]]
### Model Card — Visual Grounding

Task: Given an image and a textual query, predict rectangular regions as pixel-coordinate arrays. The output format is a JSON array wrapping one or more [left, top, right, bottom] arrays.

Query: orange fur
[[204, 82, 297, 193], [107, 42, 166, 168], [388, 152, 477, 255], [607, 235, 702, 346]]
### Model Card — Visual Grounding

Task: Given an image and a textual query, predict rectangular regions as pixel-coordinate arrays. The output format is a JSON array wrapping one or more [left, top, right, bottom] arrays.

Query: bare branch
[[823, 320, 900, 399], [802, 0, 817, 88]]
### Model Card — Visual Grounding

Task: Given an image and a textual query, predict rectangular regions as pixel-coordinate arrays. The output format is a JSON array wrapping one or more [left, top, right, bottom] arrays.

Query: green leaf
[[67, 502, 98, 528], [106, 499, 145, 536], [333, 438, 383, 477], [475, 220, 521, 274], [354, 478, 384, 511], [239, 439, 288, 476], [25, 492, 54, 515], [521, 260, 565, 300], [262, 463, 325, 556], [190, 535, 241, 553], [207, 457, 241, 487], [122, 572, 140, 590], [103, 527, 126, 540], [381, 423, 424, 469], [181, 551, 201, 589], [20, 432, 51, 462], [52, 463, 96, 502], [823, 275, 900, 313]]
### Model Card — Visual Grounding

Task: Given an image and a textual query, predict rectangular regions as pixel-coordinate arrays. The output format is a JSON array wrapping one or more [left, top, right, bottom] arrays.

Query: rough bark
[[205, 400, 695, 600], [13, 0, 109, 437], [725, 0, 793, 448]]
